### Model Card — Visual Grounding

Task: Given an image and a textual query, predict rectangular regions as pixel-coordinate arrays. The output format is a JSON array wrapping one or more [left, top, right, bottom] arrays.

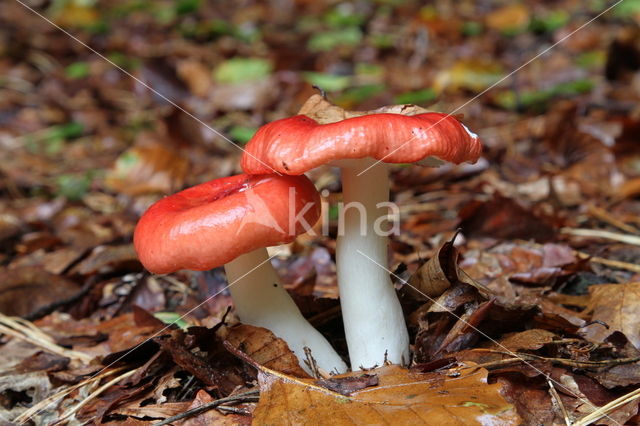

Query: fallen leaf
[[314, 373, 378, 396], [254, 364, 521, 425], [70, 244, 141, 275], [0, 267, 80, 317], [583, 282, 640, 349], [485, 4, 530, 33], [497, 329, 557, 351], [176, 60, 212, 97], [459, 194, 556, 242], [183, 389, 253, 426], [105, 142, 189, 196], [225, 324, 310, 378]]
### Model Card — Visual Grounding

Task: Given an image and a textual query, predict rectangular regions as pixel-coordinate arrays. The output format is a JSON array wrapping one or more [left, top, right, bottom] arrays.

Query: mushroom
[[134, 173, 347, 374], [240, 96, 482, 369]]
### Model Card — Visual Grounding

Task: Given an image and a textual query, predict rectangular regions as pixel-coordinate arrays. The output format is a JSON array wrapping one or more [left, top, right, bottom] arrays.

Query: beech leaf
[[254, 364, 521, 425]]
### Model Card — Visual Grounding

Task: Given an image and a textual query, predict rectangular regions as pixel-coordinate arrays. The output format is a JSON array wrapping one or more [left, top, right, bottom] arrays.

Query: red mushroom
[[134, 173, 347, 374], [241, 96, 482, 369]]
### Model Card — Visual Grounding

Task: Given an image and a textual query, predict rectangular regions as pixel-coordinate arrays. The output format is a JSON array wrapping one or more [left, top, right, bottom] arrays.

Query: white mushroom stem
[[336, 159, 410, 369], [224, 248, 347, 374]]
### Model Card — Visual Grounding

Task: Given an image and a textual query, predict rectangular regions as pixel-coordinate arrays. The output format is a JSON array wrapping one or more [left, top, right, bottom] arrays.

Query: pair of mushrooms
[[134, 95, 481, 374]]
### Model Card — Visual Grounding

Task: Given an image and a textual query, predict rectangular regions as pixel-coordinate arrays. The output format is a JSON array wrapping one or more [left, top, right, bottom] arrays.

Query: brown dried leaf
[[459, 194, 555, 242], [298, 94, 431, 125], [407, 235, 461, 300], [70, 244, 141, 275], [485, 4, 529, 32], [583, 282, 640, 349], [111, 402, 191, 423], [254, 364, 521, 425], [176, 60, 212, 97], [497, 329, 557, 352], [105, 142, 189, 196], [183, 389, 253, 426], [0, 267, 80, 317], [225, 324, 309, 378]]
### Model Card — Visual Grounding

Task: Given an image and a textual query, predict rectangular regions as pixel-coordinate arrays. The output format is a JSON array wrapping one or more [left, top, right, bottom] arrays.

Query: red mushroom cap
[[134, 174, 320, 274], [241, 113, 482, 175]]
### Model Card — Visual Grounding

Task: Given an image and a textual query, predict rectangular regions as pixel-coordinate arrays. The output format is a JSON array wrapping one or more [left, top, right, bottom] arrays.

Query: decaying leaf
[[254, 364, 521, 425], [497, 329, 557, 352], [298, 94, 432, 125], [105, 142, 189, 196], [583, 282, 640, 349], [0, 267, 80, 317], [406, 238, 458, 300], [224, 324, 310, 378], [182, 389, 253, 425]]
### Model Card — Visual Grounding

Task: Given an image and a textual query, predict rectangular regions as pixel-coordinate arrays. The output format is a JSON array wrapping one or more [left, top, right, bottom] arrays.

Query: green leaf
[[324, 6, 364, 28], [213, 58, 272, 84], [175, 0, 200, 15], [308, 27, 362, 52], [65, 62, 90, 79], [303, 72, 352, 92], [46, 122, 84, 141], [370, 33, 395, 48], [613, 0, 640, 17], [337, 84, 385, 105], [154, 312, 189, 330], [229, 126, 258, 144], [576, 50, 605, 69], [529, 10, 569, 33], [107, 52, 140, 70], [461, 21, 483, 36], [55, 173, 92, 200], [394, 88, 437, 105], [495, 79, 594, 111]]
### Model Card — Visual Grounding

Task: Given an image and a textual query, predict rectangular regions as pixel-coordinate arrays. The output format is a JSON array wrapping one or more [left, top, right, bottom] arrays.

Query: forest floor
[[2, 1, 640, 424]]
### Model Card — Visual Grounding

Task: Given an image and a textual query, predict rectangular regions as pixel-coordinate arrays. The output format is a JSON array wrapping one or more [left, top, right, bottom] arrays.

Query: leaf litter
[[2, 0, 640, 424]]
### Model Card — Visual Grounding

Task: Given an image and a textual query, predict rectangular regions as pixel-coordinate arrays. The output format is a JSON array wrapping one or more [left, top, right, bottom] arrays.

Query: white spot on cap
[[460, 123, 478, 140]]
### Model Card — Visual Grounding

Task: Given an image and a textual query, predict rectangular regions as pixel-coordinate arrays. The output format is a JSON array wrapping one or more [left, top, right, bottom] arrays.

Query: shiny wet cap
[[241, 97, 482, 175], [134, 174, 321, 274]]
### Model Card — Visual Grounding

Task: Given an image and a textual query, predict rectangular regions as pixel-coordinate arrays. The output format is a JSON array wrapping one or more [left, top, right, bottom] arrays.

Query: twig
[[0, 313, 92, 363], [52, 368, 138, 424], [586, 205, 640, 235], [516, 239, 640, 274], [14, 368, 125, 424], [151, 390, 259, 426], [574, 386, 640, 426], [460, 350, 640, 370], [24, 275, 95, 321], [561, 227, 640, 246], [303, 346, 325, 379], [548, 377, 571, 426]]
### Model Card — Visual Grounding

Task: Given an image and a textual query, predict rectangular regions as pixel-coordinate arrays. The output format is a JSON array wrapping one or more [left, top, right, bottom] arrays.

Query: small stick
[[574, 386, 640, 426], [561, 227, 640, 246], [586, 205, 639, 235], [151, 390, 259, 426], [516, 239, 640, 274], [547, 377, 571, 426], [303, 346, 324, 379], [53, 368, 138, 424]]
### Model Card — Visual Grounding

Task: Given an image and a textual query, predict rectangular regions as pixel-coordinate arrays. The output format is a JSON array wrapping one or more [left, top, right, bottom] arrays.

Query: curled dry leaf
[[298, 94, 432, 125], [582, 282, 640, 349], [224, 324, 310, 378], [405, 233, 489, 301], [254, 364, 521, 425]]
